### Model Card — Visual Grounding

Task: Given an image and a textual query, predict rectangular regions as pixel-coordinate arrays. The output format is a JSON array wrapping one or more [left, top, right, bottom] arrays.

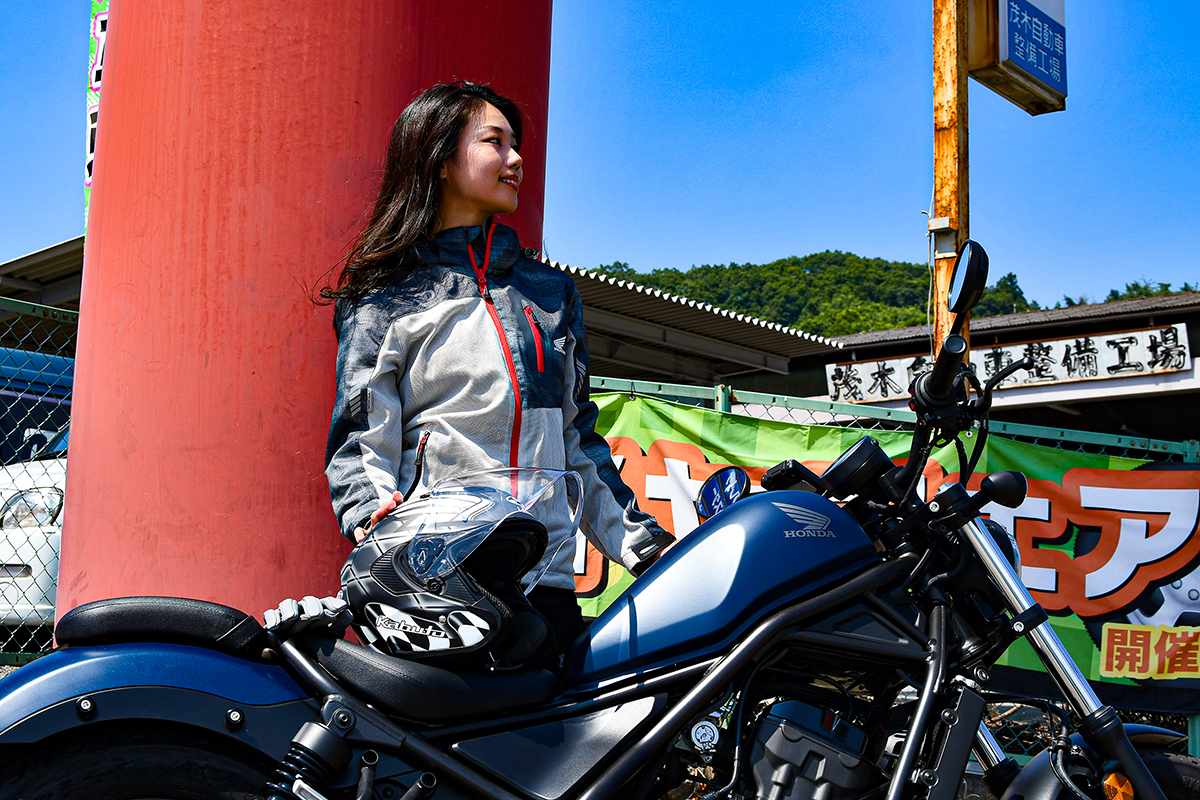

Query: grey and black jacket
[[325, 222, 673, 590]]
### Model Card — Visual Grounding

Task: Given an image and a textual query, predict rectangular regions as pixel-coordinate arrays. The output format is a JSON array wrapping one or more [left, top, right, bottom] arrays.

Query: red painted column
[[61, 0, 553, 618]]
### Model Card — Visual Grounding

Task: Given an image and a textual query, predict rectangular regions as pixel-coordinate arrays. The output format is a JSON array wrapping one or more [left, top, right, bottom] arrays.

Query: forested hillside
[[591, 252, 1033, 338], [592, 253, 1193, 338]]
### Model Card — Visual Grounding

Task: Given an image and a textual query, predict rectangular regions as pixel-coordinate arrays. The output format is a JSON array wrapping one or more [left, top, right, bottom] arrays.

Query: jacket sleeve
[[325, 299, 409, 541], [559, 286, 675, 573]]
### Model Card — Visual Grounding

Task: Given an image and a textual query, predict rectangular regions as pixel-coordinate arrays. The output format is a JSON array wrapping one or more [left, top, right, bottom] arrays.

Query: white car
[[0, 426, 66, 637]]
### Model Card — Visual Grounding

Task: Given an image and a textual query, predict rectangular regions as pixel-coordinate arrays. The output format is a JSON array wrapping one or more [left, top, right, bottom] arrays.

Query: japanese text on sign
[[86, 0, 110, 230], [826, 324, 1190, 405], [1003, 0, 1067, 96], [1102, 623, 1200, 680]]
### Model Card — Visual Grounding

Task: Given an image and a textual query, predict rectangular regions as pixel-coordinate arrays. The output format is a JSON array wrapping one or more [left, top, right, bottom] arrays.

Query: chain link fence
[[984, 701, 1189, 762], [589, 379, 1196, 463], [725, 389, 1195, 463], [0, 297, 76, 664]]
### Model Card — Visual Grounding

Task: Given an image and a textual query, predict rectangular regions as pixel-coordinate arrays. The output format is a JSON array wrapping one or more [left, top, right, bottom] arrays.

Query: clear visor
[[399, 468, 583, 589]]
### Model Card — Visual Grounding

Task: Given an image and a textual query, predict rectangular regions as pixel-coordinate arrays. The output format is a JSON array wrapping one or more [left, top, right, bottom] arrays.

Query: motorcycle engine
[[748, 701, 875, 800]]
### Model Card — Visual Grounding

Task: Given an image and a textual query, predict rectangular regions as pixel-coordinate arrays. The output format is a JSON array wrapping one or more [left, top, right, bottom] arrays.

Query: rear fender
[[0, 642, 319, 759], [1000, 725, 1185, 800]]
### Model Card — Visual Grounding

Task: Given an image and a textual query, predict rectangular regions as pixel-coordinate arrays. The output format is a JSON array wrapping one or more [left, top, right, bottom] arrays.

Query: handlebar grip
[[923, 334, 968, 401]]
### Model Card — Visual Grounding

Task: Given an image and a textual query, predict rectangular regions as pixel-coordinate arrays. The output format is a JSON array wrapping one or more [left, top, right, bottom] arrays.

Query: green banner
[[577, 393, 1200, 711]]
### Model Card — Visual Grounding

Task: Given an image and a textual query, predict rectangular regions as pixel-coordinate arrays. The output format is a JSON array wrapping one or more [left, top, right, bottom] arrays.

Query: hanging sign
[[967, 0, 1067, 115], [1001, 0, 1066, 97]]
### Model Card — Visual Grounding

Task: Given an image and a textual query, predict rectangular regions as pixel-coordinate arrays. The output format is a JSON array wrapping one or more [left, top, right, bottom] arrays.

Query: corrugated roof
[[0, 239, 845, 378], [0, 236, 85, 309], [552, 262, 841, 358], [0, 240, 842, 358], [832, 292, 1200, 350]]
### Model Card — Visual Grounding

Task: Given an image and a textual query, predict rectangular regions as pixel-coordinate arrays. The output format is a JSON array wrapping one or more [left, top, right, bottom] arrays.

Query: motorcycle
[[0, 241, 1196, 800]]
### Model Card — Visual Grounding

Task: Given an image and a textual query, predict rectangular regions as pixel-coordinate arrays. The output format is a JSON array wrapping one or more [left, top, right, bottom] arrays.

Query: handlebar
[[973, 356, 1035, 415], [892, 335, 968, 502], [891, 338, 1032, 507], [913, 334, 968, 408]]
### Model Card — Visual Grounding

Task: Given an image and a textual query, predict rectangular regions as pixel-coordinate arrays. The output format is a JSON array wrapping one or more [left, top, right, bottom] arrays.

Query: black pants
[[527, 586, 586, 661]]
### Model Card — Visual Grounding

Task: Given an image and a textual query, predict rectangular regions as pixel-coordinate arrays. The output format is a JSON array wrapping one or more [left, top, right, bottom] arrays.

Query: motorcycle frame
[[270, 553, 922, 800], [271, 513, 1172, 800], [0, 509, 1171, 800]]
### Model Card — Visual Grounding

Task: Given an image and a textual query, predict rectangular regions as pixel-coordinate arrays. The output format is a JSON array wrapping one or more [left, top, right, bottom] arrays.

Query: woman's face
[[437, 102, 523, 231]]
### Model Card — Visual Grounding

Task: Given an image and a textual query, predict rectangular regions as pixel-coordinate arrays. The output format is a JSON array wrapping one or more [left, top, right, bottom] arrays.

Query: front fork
[[958, 518, 1168, 800], [972, 722, 1023, 796]]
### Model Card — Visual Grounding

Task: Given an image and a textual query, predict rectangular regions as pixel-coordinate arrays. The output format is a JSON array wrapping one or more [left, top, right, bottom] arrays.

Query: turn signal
[[1102, 771, 1133, 800]]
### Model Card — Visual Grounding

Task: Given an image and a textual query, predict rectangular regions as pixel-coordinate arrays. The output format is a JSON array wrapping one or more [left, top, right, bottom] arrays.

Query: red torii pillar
[[61, 0, 553, 618]]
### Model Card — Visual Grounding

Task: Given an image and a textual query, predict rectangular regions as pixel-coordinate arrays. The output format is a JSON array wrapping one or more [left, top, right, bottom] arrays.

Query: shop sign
[[826, 323, 1190, 405], [1001, 0, 1067, 97], [967, 0, 1066, 115]]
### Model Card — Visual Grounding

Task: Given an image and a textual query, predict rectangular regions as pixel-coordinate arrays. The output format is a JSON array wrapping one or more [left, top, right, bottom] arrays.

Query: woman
[[322, 82, 673, 658]]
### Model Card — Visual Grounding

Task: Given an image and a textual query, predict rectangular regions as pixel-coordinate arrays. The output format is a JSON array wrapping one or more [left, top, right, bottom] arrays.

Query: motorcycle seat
[[55, 596, 268, 660], [308, 637, 560, 724], [56, 597, 559, 723]]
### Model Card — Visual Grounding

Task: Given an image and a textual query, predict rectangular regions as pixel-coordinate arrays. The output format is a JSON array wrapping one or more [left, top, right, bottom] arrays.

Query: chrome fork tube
[[956, 519, 1102, 716], [972, 722, 1006, 770]]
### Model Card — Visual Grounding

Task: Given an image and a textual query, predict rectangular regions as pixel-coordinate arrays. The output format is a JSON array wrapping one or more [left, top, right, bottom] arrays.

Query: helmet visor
[[400, 468, 582, 583]]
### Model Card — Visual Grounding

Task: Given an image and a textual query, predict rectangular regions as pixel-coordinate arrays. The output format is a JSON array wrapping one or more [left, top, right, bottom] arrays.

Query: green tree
[[590, 252, 932, 336], [973, 272, 1037, 317], [593, 261, 640, 282], [802, 293, 928, 338], [1106, 280, 1177, 302], [594, 257, 1194, 337]]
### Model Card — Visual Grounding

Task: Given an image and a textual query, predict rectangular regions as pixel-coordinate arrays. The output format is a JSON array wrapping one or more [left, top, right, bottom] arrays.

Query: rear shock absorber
[[265, 722, 352, 800]]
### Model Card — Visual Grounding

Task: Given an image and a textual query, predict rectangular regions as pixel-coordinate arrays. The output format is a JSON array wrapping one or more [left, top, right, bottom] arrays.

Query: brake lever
[[983, 356, 1035, 395], [974, 357, 1035, 414]]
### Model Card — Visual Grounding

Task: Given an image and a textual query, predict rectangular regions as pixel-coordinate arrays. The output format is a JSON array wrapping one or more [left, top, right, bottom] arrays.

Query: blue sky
[[1, 2, 86, 263], [544, 1, 1200, 306], [3, 1, 1197, 308]]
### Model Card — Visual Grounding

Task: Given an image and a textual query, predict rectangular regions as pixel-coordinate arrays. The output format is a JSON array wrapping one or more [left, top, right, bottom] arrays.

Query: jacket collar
[[415, 221, 520, 276]]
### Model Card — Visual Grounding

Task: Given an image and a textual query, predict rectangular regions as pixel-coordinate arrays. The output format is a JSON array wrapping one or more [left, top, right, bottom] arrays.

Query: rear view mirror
[[695, 466, 752, 522], [947, 240, 989, 335], [979, 470, 1028, 509]]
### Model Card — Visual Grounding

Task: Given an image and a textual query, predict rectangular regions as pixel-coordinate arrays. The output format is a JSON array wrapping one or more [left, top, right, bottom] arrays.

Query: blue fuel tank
[[564, 491, 880, 687]]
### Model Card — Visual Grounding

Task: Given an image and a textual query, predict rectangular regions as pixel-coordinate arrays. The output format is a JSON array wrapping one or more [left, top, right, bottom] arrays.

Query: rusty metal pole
[[933, 0, 969, 353]]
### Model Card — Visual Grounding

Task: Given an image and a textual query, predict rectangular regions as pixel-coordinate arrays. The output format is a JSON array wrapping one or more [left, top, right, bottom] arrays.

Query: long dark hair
[[320, 82, 523, 303]]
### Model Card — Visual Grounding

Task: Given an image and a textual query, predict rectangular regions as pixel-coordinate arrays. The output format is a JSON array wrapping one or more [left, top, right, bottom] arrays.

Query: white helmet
[[341, 468, 581, 670]]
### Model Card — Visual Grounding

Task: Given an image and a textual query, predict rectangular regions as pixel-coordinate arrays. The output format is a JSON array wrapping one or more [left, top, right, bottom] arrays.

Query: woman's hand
[[353, 490, 405, 543], [263, 594, 352, 638]]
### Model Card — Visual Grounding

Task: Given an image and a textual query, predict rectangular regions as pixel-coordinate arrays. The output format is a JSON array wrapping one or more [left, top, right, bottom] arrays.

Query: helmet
[[341, 468, 582, 670]]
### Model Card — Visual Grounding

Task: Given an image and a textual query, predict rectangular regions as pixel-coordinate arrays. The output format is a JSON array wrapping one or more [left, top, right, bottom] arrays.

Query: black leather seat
[[308, 637, 560, 724], [55, 596, 268, 659], [55, 596, 560, 724]]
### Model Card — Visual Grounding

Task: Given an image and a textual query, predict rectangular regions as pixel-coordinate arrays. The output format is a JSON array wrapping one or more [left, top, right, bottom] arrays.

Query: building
[[801, 293, 1200, 443], [0, 238, 842, 389]]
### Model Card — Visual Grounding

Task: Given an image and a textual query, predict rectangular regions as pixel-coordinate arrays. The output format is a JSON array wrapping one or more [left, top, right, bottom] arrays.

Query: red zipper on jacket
[[468, 223, 523, 467], [523, 306, 545, 373]]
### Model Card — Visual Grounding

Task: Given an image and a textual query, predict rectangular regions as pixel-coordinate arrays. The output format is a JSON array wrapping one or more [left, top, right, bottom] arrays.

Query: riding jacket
[[325, 222, 673, 591]]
